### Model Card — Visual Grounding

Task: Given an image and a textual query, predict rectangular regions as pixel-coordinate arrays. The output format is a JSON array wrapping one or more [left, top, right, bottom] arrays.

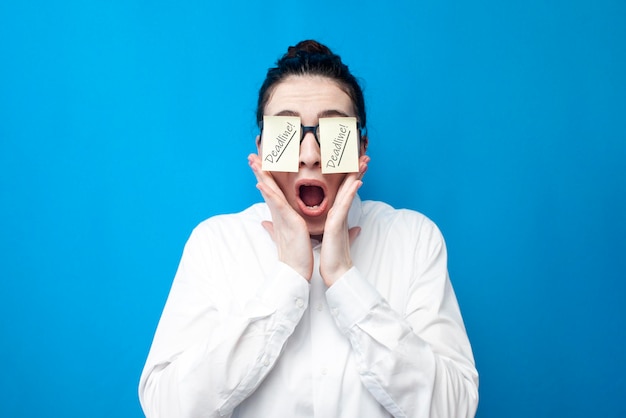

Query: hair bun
[[285, 40, 333, 58]]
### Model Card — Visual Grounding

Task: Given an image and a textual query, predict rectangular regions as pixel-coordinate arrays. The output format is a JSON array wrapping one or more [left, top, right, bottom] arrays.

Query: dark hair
[[256, 40, 366, 129]]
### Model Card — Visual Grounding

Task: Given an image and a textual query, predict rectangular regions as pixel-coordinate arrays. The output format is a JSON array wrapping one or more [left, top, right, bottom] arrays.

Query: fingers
[[357, 154, 370, 180], [249, 154, 296, 217], [248, 154, 283, 197], [338, 155, 370, 199], [333, 177, 362, 215], [337, 179, 362, 213]]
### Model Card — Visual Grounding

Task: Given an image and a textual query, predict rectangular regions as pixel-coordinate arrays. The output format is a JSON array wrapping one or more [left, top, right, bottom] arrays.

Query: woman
[[139, 40, 478, 418]]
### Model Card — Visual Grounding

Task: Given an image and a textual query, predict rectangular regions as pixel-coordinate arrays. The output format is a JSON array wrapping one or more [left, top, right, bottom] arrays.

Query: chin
[[305, 219, 326, 238]]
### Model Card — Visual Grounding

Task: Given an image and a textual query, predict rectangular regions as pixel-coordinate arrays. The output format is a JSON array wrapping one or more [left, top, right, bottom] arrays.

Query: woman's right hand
[[248, 154, 314, 281]]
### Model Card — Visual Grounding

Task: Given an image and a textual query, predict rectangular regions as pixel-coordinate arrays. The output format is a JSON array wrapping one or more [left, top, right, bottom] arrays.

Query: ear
[[256, 134, 262, 155], [359, 135, 368, 155]]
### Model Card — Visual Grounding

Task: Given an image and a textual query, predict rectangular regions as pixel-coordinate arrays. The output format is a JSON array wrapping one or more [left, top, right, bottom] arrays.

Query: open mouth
[[296, 181, 327, 217], [299, 185, 325, 208]]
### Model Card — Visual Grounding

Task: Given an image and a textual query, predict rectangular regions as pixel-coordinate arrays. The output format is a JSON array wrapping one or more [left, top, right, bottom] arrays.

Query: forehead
[[264, 75, 356, 120]]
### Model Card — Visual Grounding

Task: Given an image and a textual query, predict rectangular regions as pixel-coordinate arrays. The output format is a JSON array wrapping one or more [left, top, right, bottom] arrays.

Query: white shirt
[[139, 196, 478, 418]]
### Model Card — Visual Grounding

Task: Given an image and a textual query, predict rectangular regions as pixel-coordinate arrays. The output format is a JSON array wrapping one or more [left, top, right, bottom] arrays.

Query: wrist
[[321, 262, 352, 287]]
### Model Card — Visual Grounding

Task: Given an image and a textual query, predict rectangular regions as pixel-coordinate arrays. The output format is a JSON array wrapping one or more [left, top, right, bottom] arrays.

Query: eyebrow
[[319, 109, 351, 118], [272, 109, 352, 119]]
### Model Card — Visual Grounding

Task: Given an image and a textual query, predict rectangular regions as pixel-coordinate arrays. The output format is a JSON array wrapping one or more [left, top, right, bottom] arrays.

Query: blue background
[[1, 1, 625, 417]]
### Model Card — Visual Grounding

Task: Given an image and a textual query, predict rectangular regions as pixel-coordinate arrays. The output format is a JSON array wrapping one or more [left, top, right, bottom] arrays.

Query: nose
[[299, 131, 321, 169]]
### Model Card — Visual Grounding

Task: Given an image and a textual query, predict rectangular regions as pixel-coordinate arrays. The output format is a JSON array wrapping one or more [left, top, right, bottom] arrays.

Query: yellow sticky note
[[261, 116, 300, 172], [319, 117, 359, 173]]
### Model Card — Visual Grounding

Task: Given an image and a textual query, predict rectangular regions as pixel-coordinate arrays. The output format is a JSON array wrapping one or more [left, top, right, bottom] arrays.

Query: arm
[[140, 152, 320, 417], [138, 226, 310, 418], [326, 220, 479, 418]]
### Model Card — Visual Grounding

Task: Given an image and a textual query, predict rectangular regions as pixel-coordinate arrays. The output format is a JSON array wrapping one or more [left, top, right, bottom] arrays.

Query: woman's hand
[[248, 154, 314, 281], [319, 155, 370, 286]]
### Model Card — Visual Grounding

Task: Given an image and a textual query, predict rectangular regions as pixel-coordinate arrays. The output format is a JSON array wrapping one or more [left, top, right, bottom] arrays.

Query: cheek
[[325, 174, 347, 198]]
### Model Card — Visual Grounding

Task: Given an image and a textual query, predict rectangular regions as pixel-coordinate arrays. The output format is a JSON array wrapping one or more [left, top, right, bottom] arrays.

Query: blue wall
[[1, 1, 624, 417]]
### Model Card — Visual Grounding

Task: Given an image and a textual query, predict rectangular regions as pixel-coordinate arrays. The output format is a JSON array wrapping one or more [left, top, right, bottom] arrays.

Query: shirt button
[[331, 308, 338, 316], [316, 303, 323, 311], [321, 367, 328, 376], [295, 298, 304, 308], [263, 357, 270, 367]]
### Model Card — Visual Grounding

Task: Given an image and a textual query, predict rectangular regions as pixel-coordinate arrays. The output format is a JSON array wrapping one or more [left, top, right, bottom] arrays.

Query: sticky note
[[261, 116, 300, 172], [319, 117, 359, 173]]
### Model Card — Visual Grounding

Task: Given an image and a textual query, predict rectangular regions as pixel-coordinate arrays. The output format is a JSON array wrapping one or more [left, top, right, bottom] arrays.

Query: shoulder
[[357, 200, 448, 267], [359, 199, 446, 254], [188, 203, 269, 241], [361, 200, 440, 234]]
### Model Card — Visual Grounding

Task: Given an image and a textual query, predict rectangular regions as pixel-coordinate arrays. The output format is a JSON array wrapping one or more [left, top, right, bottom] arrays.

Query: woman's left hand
[[319, 155, 370, 286]]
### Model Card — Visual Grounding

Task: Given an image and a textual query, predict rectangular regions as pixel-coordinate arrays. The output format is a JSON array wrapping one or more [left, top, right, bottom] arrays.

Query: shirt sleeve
[[325, 219, 479, 418], [138, 225, 310, 418]]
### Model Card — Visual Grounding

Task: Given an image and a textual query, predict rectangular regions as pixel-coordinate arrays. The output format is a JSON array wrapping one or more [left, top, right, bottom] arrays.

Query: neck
[[310, 233, 323, 241]]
